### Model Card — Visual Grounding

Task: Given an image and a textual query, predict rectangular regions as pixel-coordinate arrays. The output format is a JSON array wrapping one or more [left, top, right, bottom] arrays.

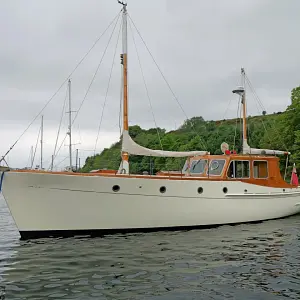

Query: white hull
[[2, 171, 300, 239]]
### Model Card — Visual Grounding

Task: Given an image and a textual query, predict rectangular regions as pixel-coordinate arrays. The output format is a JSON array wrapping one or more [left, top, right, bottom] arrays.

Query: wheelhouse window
[[253, 161, 268, 178], [182, 160, 189, 173], [227, 160, 250, 178], [207, 159, 225, 176], [190, 159, 207, 174]]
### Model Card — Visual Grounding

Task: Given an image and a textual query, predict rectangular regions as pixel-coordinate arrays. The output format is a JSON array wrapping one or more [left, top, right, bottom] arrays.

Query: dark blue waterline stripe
[[0, 172, 4, 192]]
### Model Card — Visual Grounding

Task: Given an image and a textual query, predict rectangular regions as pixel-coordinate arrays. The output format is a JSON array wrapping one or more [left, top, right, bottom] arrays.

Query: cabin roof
[[191, 154, 280, 161]]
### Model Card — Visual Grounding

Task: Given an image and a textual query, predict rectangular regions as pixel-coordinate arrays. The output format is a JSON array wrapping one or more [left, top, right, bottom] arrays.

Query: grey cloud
[[0, 0, 299, 167]]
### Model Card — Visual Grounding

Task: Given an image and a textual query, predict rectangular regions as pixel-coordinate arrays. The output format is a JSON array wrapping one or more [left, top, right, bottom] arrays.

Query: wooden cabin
[[179, 154, 294, 188]]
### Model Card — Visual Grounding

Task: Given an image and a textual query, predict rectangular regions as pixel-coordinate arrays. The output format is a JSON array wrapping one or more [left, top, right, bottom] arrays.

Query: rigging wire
[[127, 13, 207, 150], [213, 94, 234, 149], [94, 18, 122, 155], [244, 74, 288, 151], [251, 91, 273, 145], [0, 10, 122, 165], [51, 12, 122, 165], [72, 12, 122, 127], [50, 84, 68, 170], [26, 147, 32, 169], [245, 76, 273, 146], [128, 19, 164, 151], [221, 97, 233, 121], [31, 126, 41, 169], [53, 149, 78, 170]]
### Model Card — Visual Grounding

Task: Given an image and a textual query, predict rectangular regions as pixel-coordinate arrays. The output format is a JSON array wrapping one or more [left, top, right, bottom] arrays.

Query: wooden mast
[[119, 1, 129, 173]]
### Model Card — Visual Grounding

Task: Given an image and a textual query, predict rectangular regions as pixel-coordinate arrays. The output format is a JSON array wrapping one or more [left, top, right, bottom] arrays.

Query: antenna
[[118, 0, 127, 6]]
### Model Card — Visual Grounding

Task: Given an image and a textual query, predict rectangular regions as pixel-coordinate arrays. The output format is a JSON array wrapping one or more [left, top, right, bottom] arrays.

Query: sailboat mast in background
[[40, 115, 43, 170], [67, 79, 73, 171]]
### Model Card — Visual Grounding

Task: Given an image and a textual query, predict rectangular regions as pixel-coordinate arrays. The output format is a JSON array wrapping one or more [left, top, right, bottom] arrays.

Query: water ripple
[[1, 195, 300, 299]]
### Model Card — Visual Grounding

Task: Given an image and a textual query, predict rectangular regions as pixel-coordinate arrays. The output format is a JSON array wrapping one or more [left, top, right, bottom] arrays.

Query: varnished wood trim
[[10, 168, 296, 188]]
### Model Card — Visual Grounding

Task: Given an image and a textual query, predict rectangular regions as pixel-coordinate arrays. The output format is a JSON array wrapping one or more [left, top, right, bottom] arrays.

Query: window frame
[[227, 160, 251, 179], [253, 160, 269, 179], [206, 159, 226, 177], [190, 159, 208, 175]]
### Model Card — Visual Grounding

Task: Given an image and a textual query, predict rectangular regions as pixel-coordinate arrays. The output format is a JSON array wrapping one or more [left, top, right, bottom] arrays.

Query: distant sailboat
[[1, 2, 300, 240]]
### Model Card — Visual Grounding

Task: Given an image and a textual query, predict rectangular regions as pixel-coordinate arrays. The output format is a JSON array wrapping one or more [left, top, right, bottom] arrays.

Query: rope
[[127, 13, 207, 150], [128, 19, 164, 151], [94, 18, 122, 155], [0, 10, 122, 165]]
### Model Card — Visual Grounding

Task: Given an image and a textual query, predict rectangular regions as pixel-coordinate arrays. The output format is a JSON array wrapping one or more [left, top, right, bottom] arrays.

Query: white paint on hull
[[2, 171, 300, 233]]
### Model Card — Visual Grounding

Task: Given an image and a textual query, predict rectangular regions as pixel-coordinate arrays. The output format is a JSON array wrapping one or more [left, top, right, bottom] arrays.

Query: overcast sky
[[0, 0, 299, 169]]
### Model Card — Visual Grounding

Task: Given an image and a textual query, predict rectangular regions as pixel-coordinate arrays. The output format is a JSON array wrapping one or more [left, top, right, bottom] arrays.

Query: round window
[[160, 186, 166, 193], [112, 185, 120, 192]]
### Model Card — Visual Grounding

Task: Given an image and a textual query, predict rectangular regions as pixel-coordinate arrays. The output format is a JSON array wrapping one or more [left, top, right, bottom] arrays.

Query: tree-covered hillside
[[81, 86, 300, 176]]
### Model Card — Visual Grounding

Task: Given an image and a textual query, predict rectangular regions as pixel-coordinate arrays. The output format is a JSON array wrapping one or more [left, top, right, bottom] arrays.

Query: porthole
[[244, 189, 247, 193], [198, 187, 203, 194], [112, 185, 120, 192], [223, 187, 228, 194], [283, 189, 285, 192], [160, 186, 166, 193]]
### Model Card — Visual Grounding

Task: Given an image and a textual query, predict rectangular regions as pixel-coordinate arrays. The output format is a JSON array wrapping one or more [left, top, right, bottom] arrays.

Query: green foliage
[[81, 86, 300, 176]]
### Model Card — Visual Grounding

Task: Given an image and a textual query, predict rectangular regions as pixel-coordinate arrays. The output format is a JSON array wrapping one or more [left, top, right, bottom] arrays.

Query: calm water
[[1, 195, 300, 299]]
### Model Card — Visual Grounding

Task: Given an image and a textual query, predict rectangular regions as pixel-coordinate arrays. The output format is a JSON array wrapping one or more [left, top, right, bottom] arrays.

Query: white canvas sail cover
[[243, 140, 290, 155], [122, 130, 209, 157]]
